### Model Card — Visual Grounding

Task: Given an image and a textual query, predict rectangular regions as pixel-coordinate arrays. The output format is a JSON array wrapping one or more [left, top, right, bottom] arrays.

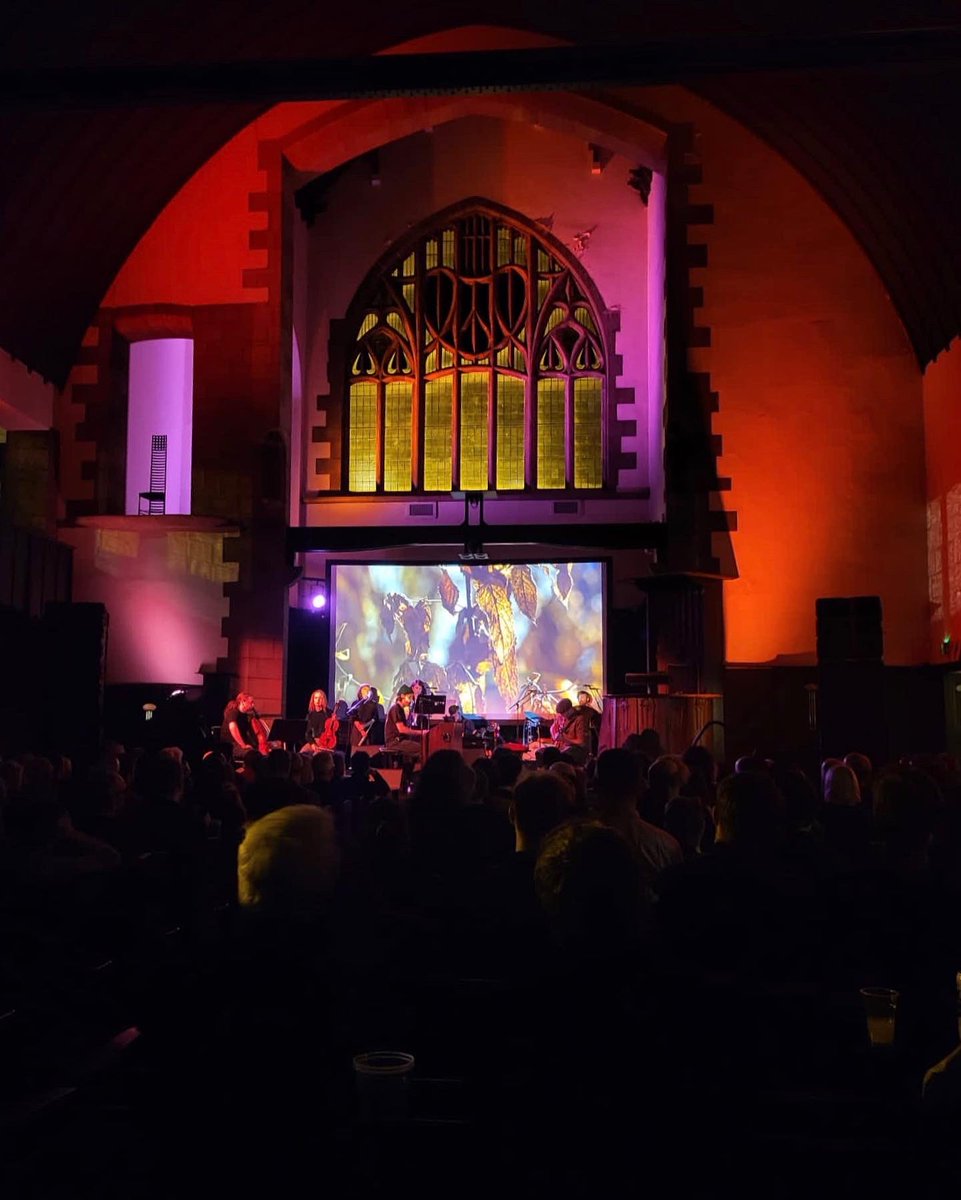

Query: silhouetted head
[[715, 771, 786, 852], [823, 763, 861, 808], [511, 773, 571, 852], [535, 820, 643, 954]]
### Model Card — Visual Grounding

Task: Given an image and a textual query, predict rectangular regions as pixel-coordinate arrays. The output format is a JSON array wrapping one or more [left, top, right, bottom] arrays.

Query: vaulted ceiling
[[2, 1, 960, 385]]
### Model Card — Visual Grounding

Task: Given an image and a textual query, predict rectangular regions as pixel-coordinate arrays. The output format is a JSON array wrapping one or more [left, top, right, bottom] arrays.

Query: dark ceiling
[[2, 1, 960, 385]]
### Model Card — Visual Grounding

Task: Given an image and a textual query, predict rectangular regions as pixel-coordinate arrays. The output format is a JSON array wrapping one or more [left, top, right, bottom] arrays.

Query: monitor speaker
[[815, 596, 883, 664]]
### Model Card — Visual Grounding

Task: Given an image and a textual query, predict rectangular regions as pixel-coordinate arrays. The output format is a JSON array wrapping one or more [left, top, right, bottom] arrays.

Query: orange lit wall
[[923, 337, 961, 658], [645, 87, 929, 666]]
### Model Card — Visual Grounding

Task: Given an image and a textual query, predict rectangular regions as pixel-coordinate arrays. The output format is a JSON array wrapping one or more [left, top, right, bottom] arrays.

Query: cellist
[[222, 692, 265, 757]]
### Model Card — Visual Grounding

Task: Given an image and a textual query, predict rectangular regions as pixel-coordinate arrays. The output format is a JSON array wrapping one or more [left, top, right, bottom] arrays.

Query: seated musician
[[551, 697, 591, 766], [348, 684, 380, 751], [222, 692, 259, 757], [302, 688, 334, 752], [366, 686, 386, 746], [384, 685, 425, 759], [409, 678, 433, 730], [577, 689, 602, 754]]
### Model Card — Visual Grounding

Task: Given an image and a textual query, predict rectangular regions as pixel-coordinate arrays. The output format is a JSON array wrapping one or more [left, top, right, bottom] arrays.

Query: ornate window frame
[[334, 198, 615, 495]]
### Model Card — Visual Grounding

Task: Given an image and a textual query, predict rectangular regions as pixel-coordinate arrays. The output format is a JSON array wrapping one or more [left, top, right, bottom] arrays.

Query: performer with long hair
[[302, 688, 338, 752]]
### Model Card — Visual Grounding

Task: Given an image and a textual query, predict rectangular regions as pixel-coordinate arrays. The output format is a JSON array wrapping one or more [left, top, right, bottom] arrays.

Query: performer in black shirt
[[384, 685, 424, 759], [349, 684, 380, 749], [409, 678, 433, 730], [222, 692, 257, 755], [303, 688, 337, 751]]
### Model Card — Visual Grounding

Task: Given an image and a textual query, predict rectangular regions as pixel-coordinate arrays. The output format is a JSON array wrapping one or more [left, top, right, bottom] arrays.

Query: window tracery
[[344, 203, 608, 493]]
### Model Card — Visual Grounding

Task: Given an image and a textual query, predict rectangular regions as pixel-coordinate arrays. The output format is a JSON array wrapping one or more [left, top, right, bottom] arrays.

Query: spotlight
[[311, 591, 327, 610]]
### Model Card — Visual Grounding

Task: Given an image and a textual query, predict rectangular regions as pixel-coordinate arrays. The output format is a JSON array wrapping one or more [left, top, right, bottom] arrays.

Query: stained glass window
[[573, 377, 603, 489], [348, 381, 378, 492], [460, 372, 489, 491], [537, 378, 567, 489], [383, 381, 413, 492], [424, 376, 453, 492], [496, 375, 525, 490], [342, 203, 606, 493]]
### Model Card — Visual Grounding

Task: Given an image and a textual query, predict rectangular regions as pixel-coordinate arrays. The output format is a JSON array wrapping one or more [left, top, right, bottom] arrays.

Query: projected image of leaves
[[465, 566, 519, 705], [332, 561, 603, 715]]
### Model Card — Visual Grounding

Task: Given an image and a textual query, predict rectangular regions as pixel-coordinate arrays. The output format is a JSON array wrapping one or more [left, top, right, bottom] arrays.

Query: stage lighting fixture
[[303, 578, 328, 612]]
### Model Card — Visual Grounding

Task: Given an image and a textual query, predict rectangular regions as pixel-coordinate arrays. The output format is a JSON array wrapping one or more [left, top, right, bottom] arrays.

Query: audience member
[[643, 754, 689, 826], [593, 748, 682, 886]]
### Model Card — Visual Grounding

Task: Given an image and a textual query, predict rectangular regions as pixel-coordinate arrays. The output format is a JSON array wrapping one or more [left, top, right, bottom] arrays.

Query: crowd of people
[[3, 720, 961, 1193]]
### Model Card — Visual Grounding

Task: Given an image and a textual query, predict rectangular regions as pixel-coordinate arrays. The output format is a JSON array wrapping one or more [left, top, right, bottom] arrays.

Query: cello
[[250, 708, 270, 755]]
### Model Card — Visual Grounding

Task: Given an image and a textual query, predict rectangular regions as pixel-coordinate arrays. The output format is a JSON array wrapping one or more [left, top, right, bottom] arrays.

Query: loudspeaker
[[374, 767, 404, 793], [41, 602, 109, 759], [817, 661, 886, 763], [816, 596, 883, 664]]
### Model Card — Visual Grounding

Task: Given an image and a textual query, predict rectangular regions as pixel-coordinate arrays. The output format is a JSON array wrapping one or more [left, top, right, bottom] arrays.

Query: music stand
[[268, 719, 308, 749], [414, 694, 447, 716]]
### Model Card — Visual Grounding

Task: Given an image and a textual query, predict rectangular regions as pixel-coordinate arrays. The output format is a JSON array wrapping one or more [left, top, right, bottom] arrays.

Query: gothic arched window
[[342, 201, 609, 494]]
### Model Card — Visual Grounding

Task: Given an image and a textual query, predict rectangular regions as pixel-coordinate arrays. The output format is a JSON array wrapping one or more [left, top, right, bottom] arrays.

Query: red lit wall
[[102, 103, 332, 309], [923, 337, 961, 658]]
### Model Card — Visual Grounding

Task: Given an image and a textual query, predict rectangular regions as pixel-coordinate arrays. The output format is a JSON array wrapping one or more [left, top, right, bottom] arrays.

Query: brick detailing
[[312, 315, 347, 492], [663, 124, 736, 576]]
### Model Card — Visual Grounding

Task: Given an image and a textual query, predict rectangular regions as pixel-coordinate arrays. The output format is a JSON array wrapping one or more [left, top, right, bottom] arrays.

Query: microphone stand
[[690, 719, 726, 748]]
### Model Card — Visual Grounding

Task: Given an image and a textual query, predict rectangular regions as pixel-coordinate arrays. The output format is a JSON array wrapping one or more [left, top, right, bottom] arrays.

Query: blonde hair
[[238, 805, 338, 918]]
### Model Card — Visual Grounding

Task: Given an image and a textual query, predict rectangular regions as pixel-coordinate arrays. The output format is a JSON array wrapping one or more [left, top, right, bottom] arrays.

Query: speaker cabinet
[[816, 596, 883, 664], [41, 602, 109, 759]]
